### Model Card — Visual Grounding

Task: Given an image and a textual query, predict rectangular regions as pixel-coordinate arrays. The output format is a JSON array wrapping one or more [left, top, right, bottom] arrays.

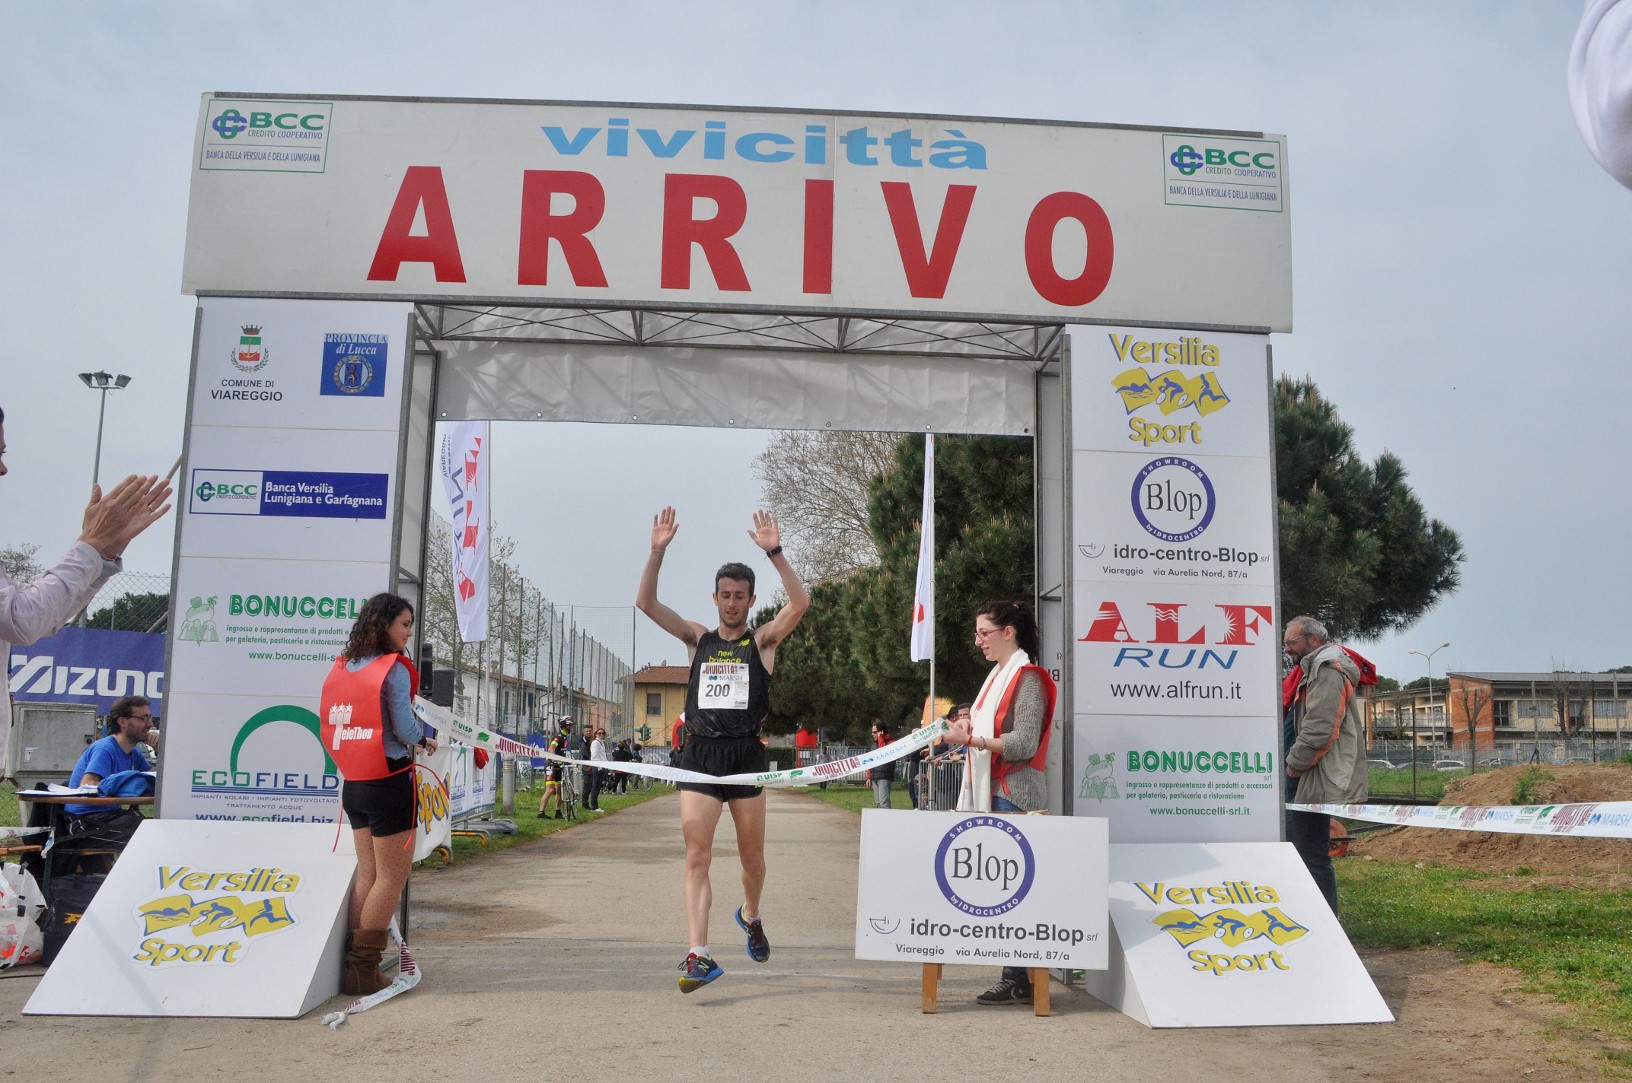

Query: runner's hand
[[651, 506, 679, 552], [748, 508, 781, 551]]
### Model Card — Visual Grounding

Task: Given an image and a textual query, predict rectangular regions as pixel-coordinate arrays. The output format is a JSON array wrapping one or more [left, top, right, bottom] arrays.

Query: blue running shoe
[[678, 952, 723, 993], [735, 905, 770, 963]]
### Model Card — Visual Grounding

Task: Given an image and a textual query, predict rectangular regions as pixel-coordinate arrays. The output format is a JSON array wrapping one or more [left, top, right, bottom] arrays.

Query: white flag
[[437, 420, 489, 643], [910, 434, 935, 662]]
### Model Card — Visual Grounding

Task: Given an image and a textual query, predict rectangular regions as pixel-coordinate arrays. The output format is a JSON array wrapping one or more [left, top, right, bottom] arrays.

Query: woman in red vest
[[944, 599, 1057, 1006], [319, 593, 436, 995]]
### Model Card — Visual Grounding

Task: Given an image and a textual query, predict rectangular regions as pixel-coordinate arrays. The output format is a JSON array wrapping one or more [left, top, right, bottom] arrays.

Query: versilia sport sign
[[185, 97, 1291, 330]]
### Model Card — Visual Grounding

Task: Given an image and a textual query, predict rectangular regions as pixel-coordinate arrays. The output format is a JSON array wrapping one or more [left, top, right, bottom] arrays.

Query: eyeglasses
[[974, 627, 1002, 641], [127, 713, 154, 722]]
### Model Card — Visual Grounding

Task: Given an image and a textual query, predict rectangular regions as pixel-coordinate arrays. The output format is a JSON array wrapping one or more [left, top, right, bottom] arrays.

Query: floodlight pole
[[78, 370, 132, 488], [1409, 642, 1451, 791]]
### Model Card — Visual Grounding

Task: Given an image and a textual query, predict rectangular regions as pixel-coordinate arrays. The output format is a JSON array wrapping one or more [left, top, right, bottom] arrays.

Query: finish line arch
[[162, 95, 1290, 844]]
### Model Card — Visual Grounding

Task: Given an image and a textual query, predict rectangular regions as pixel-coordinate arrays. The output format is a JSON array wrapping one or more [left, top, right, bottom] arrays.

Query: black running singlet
[[684, 629, 772, 739]]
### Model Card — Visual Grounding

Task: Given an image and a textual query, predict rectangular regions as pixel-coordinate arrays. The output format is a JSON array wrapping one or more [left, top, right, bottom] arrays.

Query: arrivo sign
[[184, 98, 1292, 330], [366, 166, 1114, 307]]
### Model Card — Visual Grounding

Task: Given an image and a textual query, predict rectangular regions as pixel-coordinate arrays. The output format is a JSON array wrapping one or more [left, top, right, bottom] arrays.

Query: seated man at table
[[55, 696, 154, 872], [65, 696, 155, 811]]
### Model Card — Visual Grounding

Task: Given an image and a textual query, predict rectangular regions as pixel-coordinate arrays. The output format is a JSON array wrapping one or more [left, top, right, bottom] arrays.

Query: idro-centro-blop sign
[[184, 96, 1290, 331]]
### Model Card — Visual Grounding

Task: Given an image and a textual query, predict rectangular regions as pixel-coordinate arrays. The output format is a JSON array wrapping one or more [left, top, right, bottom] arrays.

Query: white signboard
[[412, 747, 453, 862], [1073, 715, 1280, 842], [168, 560, 377, 697], [162, 692, 341, 823], [855, 809, 1108, 971], [26, 821, 353, 1017], [1072, 580, 1279, 717], [162, 297, 415, 823], [1068, 326, 1280, 840], [1072, 451, 1274, 586], [185, 97, 1291, 331], [1070, 327, 1272, 457], [1082, 843, 1392, 1027]]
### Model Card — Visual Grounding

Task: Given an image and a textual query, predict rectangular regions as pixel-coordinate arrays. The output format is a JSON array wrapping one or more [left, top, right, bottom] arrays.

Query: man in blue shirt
[[65, 696, 155, 815]]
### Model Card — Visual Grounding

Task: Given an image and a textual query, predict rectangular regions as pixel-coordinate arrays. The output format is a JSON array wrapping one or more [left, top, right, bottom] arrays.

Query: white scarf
[[957, 648, 1031, 813]]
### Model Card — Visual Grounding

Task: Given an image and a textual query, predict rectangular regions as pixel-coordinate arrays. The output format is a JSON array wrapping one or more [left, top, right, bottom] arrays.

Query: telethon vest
[[319, 654, 418, 782]]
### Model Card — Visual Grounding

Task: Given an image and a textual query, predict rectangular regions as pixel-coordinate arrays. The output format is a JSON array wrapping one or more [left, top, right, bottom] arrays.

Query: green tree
[[86, 591, 170, 632], [1276, 376, 1463, 640], [762, 434, 1034, 739]]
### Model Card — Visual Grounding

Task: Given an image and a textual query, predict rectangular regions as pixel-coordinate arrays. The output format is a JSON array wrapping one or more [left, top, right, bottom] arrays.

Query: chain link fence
[[79, 569, 172, 632]]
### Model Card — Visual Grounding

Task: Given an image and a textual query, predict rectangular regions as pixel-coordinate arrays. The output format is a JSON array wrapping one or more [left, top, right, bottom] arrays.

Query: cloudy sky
[[2, 0, 1627, 686]]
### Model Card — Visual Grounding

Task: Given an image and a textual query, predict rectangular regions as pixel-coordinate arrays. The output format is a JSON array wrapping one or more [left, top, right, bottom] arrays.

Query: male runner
[[635, 506, 808, 993]]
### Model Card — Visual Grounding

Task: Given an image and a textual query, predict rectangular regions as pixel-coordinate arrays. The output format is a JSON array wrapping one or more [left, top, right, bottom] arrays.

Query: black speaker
[[431, 667, 455, 708]]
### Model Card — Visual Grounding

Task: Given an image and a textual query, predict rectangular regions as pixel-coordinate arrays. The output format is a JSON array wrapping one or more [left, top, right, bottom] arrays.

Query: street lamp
[[1409, 642, 1451, 787], [78, 370, 132, 487]]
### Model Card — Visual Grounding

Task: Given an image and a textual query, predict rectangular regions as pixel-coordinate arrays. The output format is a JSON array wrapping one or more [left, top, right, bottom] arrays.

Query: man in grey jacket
[[1282, 615, 1368, 914]]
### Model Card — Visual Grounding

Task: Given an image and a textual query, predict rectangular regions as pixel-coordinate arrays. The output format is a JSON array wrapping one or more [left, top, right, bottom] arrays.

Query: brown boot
[[343, 928, 392, 995]]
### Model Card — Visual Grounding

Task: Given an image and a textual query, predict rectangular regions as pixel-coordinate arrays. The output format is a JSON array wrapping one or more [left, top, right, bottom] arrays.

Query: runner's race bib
[[699, 662, 750, 709]]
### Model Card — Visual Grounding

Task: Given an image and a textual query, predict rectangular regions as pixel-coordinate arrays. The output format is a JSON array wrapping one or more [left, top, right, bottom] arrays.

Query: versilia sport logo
[[1139, 878, 1308, 977], [934, 816, 1036, 917], [131, 864, 301, 968]]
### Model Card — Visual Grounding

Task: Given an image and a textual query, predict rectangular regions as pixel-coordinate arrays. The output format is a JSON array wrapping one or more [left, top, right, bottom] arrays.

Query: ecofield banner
[[161, 298, 415, 823], [183, 97, 1291, 332], [1069, 327, 1279, 842]]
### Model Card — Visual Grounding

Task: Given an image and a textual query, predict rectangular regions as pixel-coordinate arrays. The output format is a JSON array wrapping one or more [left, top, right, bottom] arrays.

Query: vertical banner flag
[[437, 421, 489, 643], [910, 434, 935, 662]]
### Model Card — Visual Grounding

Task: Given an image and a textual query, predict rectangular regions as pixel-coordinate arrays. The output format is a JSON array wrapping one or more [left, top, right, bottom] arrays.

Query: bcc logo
[[195, 480, 258, 503], [1168, 143, 1278, 175], [211, 109, 327, 139]]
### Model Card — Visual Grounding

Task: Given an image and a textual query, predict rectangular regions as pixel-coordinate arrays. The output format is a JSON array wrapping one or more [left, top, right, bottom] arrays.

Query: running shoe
[[735, 905, 770, 962], [677, 952, 723, 993], [975, 976, 1033, 1005]]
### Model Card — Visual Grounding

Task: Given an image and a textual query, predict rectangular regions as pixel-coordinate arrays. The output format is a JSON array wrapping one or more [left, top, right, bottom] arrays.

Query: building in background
[[1368, 670, 1632, 765]]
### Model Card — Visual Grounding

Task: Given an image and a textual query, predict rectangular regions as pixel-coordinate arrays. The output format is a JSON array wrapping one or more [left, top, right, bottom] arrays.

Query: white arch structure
[[163, 95, 1290, 843]]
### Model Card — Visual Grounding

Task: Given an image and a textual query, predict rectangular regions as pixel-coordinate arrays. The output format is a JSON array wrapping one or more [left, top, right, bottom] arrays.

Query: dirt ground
[[2, 777, 1630, 1082], [1356, 764, 1632, 886]]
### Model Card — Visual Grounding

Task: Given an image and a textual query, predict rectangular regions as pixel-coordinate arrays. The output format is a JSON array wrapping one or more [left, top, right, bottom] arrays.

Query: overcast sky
[[3, 0, 1627, 687]]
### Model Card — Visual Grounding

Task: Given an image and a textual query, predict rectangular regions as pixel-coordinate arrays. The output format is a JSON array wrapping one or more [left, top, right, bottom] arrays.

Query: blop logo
[[1132, 456, 1215, 543], [934, 816, 1036, 917]]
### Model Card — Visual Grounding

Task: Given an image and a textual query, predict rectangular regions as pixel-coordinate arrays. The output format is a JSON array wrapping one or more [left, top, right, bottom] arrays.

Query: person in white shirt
[[0, 405, 173, 758], [1571, 0, 1632, 188]]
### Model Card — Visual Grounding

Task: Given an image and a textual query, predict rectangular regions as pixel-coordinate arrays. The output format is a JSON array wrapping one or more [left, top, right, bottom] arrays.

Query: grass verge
[[414, 780, 672, 868], [799, 780, 916, 813], [1338, 858, 1632, 1071]]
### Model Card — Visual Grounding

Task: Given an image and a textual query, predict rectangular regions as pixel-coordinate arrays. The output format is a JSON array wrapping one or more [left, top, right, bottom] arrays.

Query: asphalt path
[[0, 790, 1599, 1082]]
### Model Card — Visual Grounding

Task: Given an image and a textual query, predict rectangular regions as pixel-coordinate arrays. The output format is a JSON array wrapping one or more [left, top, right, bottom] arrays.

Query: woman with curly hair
[[319, 592, 436, 995]]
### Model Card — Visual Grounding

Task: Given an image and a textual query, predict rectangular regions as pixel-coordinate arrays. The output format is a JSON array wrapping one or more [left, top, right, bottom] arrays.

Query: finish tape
[[413, 697, 949, 789], [1288, 800, 1632, 839]]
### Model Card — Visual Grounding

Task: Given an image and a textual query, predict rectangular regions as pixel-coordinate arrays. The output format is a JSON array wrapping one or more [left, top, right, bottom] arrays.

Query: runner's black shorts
[[342, 757, 415, 836], [677, 734, 767, 802]]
